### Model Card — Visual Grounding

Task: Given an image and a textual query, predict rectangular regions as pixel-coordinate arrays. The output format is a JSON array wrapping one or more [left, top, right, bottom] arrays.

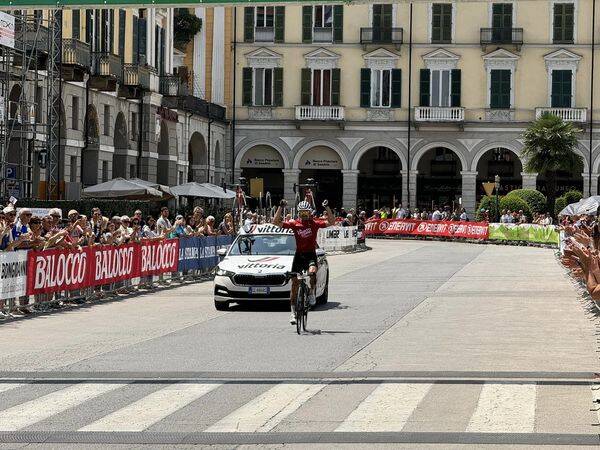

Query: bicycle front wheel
[[295, 284, 305, 335]]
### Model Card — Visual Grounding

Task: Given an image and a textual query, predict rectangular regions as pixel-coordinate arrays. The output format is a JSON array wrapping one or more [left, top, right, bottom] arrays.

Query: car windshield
[[229, 234, 296, 256]]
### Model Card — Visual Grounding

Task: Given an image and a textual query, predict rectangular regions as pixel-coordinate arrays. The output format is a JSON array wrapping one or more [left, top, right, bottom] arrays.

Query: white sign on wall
[[0, 12, 15, 50], [299, 146, 343, 170]]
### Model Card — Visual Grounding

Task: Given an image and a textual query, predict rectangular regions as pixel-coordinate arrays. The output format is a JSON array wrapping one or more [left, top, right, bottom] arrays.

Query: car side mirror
[[316, 248, 325, 258], [217, 248, 228, 258]]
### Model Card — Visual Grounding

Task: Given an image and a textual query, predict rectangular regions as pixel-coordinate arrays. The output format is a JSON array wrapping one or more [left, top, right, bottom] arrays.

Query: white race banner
[[0, 12, 15, 50], [317, 226, 359, 252], [0, 250, 27, 299]]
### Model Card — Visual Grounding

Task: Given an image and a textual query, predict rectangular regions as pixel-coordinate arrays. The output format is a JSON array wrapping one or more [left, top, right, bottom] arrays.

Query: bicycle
[[286, 270, 311, 334]]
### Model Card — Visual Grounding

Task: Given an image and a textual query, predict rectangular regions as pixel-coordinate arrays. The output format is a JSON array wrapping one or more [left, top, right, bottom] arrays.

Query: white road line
[[0, 383, 122, 431], [467, 383, 537, 433], [205, 383, 326, 432], [80, 383, 220, 432], [335, 383, 432, 432], [0, 384, 23, 394]]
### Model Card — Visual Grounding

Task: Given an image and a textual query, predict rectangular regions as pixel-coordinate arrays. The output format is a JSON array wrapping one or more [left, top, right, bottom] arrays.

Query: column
[[521, 172, 538, 190], [409, 170, 418, 210], [592, 173, 599, 196], [461, 171, 478, 217], [282, 169, 300, 204], [582, 173, 591, 197], [341, 169, 360, 211], [401, 170, 409, 208]]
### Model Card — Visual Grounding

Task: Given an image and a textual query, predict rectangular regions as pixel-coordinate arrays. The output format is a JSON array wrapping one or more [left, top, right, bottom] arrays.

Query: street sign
[[482, 182, 495, 197]]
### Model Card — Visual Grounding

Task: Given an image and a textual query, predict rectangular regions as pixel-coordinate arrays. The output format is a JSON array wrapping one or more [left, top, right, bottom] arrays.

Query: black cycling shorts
[[292, 251, 318, 273]]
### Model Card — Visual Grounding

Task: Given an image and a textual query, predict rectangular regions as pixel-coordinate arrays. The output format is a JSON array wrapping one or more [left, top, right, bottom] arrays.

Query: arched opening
[[357, 147, 402, 212], [476, 148, 523, 202], [112, 112, 132, 179], [417, 147, 463, 211], [536, 160, 584, 196], [82, 105, 100, 186], [157, 120, 173, 185], [241, 145, 284, 207], [299, 146, 343, 208], [8, 84, 22, 122], [188, 131, 207, 183]]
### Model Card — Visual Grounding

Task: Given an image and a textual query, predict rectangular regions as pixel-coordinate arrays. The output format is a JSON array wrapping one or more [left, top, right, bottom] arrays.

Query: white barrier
[[317, 226, 359, 252]]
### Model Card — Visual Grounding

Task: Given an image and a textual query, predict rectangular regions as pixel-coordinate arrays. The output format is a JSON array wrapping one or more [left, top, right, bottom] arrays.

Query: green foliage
[[505, 189, 547, 214], [562, 190, 583, 205], [174, 10, 202, 51], [554, 196, 568, 217], [499, 195, 532, 220], [475, 195, 499, 221]]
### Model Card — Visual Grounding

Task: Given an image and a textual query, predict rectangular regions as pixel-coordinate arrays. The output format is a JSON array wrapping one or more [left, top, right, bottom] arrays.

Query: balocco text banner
[[364, 219, 489, 240]]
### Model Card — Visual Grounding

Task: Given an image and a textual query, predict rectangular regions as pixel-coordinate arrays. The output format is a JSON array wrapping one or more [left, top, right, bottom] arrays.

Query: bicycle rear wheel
[[302, 292, 308, 332], [295, 284, 305, 335]]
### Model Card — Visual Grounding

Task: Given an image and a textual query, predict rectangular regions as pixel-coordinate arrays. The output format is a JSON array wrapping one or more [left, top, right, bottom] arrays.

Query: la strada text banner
[[364, 219, 489, 240]]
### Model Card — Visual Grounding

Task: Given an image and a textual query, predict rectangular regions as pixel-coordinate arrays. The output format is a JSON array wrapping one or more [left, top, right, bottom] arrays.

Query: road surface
[[0, 239, 599, 448]]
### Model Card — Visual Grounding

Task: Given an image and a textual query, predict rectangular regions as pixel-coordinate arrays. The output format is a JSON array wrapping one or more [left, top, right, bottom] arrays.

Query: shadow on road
[[228, 301, 347, 312]]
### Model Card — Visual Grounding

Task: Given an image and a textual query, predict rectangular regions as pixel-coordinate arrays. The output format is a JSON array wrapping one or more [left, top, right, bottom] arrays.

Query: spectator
[[431, 207, 443, 221], [156, 207, 172, 235], [133, 209, 146, 229], [460, 208, 468, 221], [218, 213, 235, 235], [171, 215, 188, 238], [204, 216, 217, 236], [142, 216, 158, 238]]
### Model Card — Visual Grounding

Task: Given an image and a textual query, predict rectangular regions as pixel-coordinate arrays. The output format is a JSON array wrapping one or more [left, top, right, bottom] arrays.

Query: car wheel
[[214, 299, 229, 311], [317, 272, 329, 305]]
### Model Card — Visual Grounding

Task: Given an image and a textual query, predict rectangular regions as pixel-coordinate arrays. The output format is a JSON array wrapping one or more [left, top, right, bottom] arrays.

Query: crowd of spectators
[[367, 204, 469, 222], [0, 204, 236, 252]]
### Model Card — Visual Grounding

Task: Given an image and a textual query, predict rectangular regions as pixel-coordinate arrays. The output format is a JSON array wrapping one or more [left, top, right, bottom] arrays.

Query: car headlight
[[215, 267, 235, 277]]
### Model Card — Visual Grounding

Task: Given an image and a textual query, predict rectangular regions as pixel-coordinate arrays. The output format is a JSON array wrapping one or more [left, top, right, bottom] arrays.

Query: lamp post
[[494, 175, 501, 222]]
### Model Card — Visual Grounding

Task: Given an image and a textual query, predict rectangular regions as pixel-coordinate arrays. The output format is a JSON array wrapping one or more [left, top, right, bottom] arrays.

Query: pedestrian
[[156, 207, 173, 235]]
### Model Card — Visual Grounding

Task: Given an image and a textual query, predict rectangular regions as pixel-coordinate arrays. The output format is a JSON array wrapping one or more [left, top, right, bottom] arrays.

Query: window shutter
[[564, 3, 574, 42], [155, 24, 160, 68], [244, 7, 255, 43], [274, 68, 283, 106], [490, 70, 500, 108], [391, 69, 402, 108], [85, 10, 92, 43], [553, 5, 562, 42], [302, 6, 312, 43], [139, 17, 147, 64], [133, 15, 139, 60], [552, 70, 572, 108], [333, 5, 344, 43], [109, 10, 115, 54], [419, 69, 430, 107], [160, 28, 166, 74], [242, 68, 253, 106], [443, 4, 452, 42], [431, 4, 441, 42], [72, 10, 80, 40], [101, 10, 108, 52], [360, 68, 371, 108], [331, 68, 341, 106], [274, 6, 285, 43], [450, 69, 461, 107], [301, 68, 311, 105], [119, 10, 125, 59]]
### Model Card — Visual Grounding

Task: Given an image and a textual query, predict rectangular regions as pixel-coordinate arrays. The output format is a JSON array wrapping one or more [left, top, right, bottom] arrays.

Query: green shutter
[[274, 67, 283, 106], [432, 3, 452, 43], [110, 10, 115, 54], [490, 70, 511, 109], [244, 7, 254, 43], [373, 5, 392, 42], [139, 17, 147, 64], [118, 10, 125, 59], [554, 3, 574, 43], [419, 69, 430, 107], [331, 68, 341, 106], [302, 6, 312, 43], [564, 4, 574, 42], [431, 4, 441, 42], [551, 70, 572, 108], [85, 10, 92, 43], [360, 68, 371, 108], [391, 69, 402, 108], [242, 67, 253, 106], [72, 10, 80, 40], [274, 6, 285, 43], [451, 69, 461, 107], [301, 68, 311, 105], [333, 5, 344, 43]]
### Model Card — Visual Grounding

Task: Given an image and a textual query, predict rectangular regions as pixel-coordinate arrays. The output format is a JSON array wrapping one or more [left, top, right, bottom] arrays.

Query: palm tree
[[521, 113, 583, 214]]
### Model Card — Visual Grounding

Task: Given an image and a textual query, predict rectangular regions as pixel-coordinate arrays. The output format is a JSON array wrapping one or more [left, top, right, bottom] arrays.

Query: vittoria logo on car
[[247, 224, 294, 235]]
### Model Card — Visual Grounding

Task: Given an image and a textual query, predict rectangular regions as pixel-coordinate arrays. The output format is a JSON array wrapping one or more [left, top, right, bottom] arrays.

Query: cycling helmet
[[297, 201, 312, 212]]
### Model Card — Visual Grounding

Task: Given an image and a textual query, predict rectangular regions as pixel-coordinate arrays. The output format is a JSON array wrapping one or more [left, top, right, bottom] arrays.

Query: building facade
[[232, 0, 600, 214]]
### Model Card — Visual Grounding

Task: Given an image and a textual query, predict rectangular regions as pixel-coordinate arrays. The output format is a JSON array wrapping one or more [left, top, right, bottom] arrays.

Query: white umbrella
[[83, 178, 162, 199], [200, 183, 237, 199], [170, 182, 225, 198], [560, 196, 600, 216], [129, 177, 173, 196]]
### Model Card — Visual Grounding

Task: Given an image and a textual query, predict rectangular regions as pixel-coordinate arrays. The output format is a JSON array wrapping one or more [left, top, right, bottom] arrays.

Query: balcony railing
[[255, 26, 274, 42], [16, 19, 49, 51], [295, 105, 344, 121], [480, 27, 524, 46], [91, 52, 122, 80], [162, 94, 226, 122], [415, 106, 464, 122], [312, 27, 333, 43], [360, 27, 403, 45], [62, 38, 90, 67], [536, 107, 587, 122], [160, 75, 189, 96], [122, 64, 153, 90]]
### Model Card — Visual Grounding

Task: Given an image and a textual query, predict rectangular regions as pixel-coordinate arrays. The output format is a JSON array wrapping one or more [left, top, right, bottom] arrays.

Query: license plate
[[249, 286, 270, 295]]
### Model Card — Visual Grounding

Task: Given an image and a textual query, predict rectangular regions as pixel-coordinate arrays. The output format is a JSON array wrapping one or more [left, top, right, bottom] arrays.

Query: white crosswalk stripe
[[0, 384, 23, 395], [0, 383, 123, 431], [80, 383, 221, 432], [205, 383, 326, 432], [335, 383, 432, 432], [467, 383, 537, 433]]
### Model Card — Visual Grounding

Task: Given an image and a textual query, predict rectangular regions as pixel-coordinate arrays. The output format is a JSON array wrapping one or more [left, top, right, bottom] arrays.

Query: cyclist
[[273, 196, 335, 324]]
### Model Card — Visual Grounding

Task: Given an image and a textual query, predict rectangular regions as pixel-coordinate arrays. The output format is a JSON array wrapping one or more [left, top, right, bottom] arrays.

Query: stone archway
[[82, 105, 100, 186], [112, 112, 132, 179], [240, 144, 285, 205], [415, 146, 464, 211], [356, 146, 403, 213], [157, 120, 177, 186], [8, 84, 22, 122], [475, 147, 523, 201], [187, 131, 208, 182], [297, 145, 344, 208]]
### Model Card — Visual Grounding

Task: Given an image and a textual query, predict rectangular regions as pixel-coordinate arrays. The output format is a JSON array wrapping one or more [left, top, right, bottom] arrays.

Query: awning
[[82, 178, 163, 199]]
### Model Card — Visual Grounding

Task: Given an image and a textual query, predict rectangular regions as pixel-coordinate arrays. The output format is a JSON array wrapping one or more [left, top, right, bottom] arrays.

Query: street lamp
[[494, 175, 501, 222]]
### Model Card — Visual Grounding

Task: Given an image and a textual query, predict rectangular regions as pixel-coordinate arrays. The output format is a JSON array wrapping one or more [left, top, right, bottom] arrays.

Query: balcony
[[295, 105, 345, 121], [415, 106, 464, 122], [13, 19, 49, 70], [90, 52, 122, 91], [360, 27, 403, 46], [161, 87, 226, 122], [536, 107, 587, 123], [61, 38, 90, 82], [312, 27, 333, 43], [480, 27, 523, 49], [255, 27, 274, 42], [160, 75, 189, 97], [119, 64, 154, 99]]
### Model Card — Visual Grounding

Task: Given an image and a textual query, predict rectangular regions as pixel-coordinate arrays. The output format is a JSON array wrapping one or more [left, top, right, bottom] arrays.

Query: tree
[[521, 113, 583, 215]]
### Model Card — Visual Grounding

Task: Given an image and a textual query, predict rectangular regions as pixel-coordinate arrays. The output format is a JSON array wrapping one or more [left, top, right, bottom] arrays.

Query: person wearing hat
[[171, 214, 188, 238], [204, 216, 217, 236], [119, 215, 133, 242]]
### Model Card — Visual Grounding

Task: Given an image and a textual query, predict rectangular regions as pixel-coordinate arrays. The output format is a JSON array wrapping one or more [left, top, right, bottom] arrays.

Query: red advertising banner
[[89, 243, 141, 286], [364, 219, 489, 240], [140, 239, 180, 276], [27, 247, 90, 295]]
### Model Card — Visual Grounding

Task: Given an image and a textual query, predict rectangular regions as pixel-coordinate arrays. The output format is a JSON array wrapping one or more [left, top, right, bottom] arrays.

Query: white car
[[213, 223, 329, 311]]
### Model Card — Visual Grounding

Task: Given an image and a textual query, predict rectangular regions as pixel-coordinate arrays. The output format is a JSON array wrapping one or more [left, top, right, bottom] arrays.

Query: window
[[118, 9, 125, 58], [303, 5, 342, 43], [71, 96, 79, 130], [314, 5, 333, 28], [431, 3, 452, 43], [300, 68, 340, 106], [243, 66, 283, 107], [253, 68, 274, 106], [103, 105, 110, 135], [70, 156, 77, 182], [72, 10, 80, 40], [431, 70, 451, 107], [553, 3, 574, 43], [371, 69, 391, 107], [245, 6, 284, 43], [491, 3, 513, 42], [312, 69, 332, 106], [419, 68, 461, 107], [131, 112, 138, 139], [372, 4, 393, 42], [490, 69, 511, 109], [361, 68, 401, 108], [256, 6, 274, 28], [551, 70, 572, 107], [102, 161, 109, 183]]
